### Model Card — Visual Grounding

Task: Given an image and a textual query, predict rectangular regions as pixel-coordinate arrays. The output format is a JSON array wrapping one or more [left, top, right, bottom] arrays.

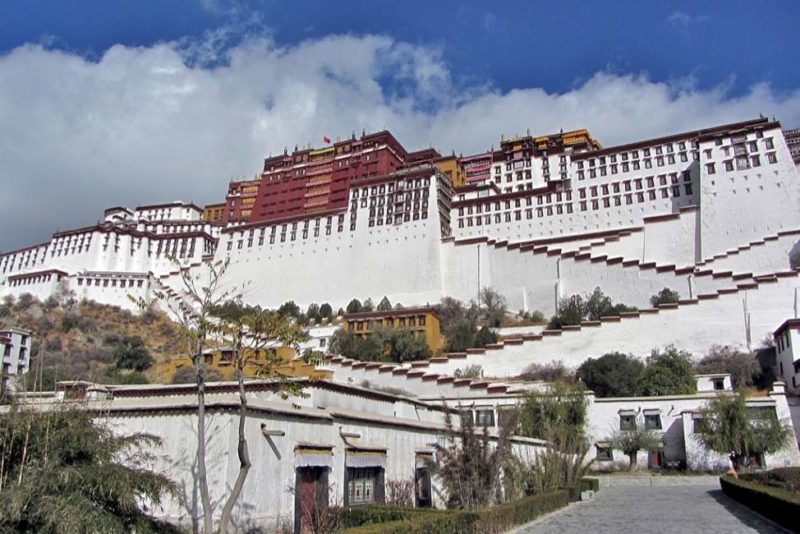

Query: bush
[[340, 490, 570, 534], [650, 287, 680, 307], [740, 467, 800, 493], [520, 361, 575, 383], [720, 474, 800, 532], [576, 352, 645, 397], [453, 365, 482, 379], [474, 326, 497, 347]]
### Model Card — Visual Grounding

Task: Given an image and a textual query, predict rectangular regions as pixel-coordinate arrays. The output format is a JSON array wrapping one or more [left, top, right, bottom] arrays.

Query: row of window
[[705, 152, 777, 174], [6, 272, 64, 287], [456, 185, 690, 228], [576, 140, 698, 171], [77, 277, 145, 288], [577, 151, 694, 179]]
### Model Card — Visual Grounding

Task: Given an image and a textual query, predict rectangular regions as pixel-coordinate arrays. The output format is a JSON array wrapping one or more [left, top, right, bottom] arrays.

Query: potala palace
[[3, 117, 800, 384], [5, 116, 800, 532]]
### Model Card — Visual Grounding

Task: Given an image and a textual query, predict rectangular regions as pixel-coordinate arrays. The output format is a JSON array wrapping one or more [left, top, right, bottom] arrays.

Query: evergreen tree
[[0, 405, 179, 533], [377, 296, 392, 311], [345, 299, 362, 314]]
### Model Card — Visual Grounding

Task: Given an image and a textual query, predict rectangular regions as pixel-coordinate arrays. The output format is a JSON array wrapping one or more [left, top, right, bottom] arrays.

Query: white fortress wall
[[698, 125, 800, 260], [424, 272, 800, 377], [698, 230, 800, 274], [216, 174, 446, 310]]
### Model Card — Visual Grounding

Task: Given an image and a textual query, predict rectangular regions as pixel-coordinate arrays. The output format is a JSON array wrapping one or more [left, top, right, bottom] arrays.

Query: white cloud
[[1, 33, 799, 251]]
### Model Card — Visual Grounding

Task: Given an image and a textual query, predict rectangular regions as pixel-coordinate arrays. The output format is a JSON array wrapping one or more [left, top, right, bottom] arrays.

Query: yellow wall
[[154, 345, 332, 383], [433, 157, 466, 188]]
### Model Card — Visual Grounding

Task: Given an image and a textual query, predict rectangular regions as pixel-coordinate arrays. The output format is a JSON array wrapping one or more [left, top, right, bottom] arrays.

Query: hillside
[[0, 292, 184, 389]]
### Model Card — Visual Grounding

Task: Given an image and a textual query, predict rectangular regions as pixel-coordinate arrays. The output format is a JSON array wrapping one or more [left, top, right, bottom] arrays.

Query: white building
[[14, 378, 546, 533], [775, 318, 800, 393], [1, 327, 32, 391]]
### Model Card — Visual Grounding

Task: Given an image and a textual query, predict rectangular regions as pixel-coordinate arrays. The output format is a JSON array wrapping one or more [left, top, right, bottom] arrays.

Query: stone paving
[[516, 483, 787, 534]]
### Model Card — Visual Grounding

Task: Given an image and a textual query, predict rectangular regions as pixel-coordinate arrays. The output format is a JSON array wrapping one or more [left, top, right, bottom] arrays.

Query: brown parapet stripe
[[678, 299, 699, 305], [542, 330, 563, 336], [754, 275, 778, 283], [452, 379, 472, 387], [656, 264, 677, 273], [546, 249, 563, 257], [777, 229, 800, 236], [561, 250, 577, 258], [764, 235, 779, 241], [731, 272, 753, 280], [574, 252, 592, 261], [737, 282, 758, 290], [507, 242, 520, 250], [410, 361, 430, 368], [562, 325, 581, 331], [712, 270, 734, 279], [448, 353, 467, 359], [776, 271, 798, 278], [494, 240, 509, 248], [717, 287, 739, 295], [421, 374, 439, 381], [697, 293, 719, 300], [657, 302, 679, 309], [590, 255, 609, 263], [622, 259, 640, 267], [519, 244, 536, 252], [365, 362, 382, 370], [340, 360, 353, 367], [581, 320, 602, 327], [600, 316, 622, 322], [466, 348, 487, 354], [504, 338, 524, 345], [487, 385, 508, 393], [606, 257, 624, 265], [378, 366, 395, 373], [639, 308, 660, 314], [484, 343, 504, 350], [392, 368, 409, 375], [351, 362, 366, 369], [437, 376, 454, 384], [639, 262, 657, 270], [674, 266, 694, 275], [468, 381, 489, 390], [619, 311, 641, 318], [643, 213, 680, 223], [522, 334, 543, 341], [694, 269, 713, 277], [429, 357, 449, 363], [406, 370, 425, 378]]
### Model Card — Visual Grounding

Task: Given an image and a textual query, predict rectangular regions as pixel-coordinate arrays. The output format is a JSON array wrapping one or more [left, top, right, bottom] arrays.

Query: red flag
[[322, 135, 331, 144]]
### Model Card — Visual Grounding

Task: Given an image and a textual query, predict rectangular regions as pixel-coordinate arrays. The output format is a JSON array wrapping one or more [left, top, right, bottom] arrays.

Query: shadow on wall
[[789, 240, 800, 269]]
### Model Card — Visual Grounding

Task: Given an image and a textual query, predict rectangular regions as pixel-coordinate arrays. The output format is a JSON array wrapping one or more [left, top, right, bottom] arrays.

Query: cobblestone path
[[517, 483, 786, 533]]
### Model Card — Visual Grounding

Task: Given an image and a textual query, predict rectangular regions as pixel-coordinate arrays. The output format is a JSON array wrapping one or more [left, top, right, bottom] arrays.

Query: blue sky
[[2, 1, 798, 97], [1, 1, 799, 250]]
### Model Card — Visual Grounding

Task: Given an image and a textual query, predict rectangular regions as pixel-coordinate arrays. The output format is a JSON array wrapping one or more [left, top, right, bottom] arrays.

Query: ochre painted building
[[343, 307, 444, 353]]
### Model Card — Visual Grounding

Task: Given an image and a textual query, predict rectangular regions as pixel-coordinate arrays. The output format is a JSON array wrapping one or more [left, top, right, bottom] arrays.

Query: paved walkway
[[516, 483, 787, 533]]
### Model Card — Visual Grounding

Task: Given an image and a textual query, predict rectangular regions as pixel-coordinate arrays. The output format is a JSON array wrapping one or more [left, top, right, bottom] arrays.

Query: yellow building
[[343, 306, 444, 354], [202, 202, 226, 222], [155, 345, 332, 383], [432, 155, 467, 188]]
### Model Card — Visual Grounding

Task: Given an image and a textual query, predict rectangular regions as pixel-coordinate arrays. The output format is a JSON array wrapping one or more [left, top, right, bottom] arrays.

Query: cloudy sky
[[1, 0, 799, 251]]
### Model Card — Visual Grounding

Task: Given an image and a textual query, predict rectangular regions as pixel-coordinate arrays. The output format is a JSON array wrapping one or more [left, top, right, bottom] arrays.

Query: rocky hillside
[[0, 292, 183, 389]]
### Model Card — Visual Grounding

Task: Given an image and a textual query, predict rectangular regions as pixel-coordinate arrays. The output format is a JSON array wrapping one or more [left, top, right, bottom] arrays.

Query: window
[[644, 414, 662, 430], [765, 138, 774, 149], [475, 409, 495, 427], [347, 467, 383, 505], [596, 445, 613, 461], [619, 414, 635, 430], [767, 152, 777, 164], [712, 378, 725, 391], [705, 163, 716, 174]]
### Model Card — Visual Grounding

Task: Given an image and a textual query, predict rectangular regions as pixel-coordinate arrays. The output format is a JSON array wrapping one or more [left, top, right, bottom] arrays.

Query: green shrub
[[340, 490, 569, 534], [720, 475, 800, 532], [580, 477, 600, 493], [739, 467, 800, 493]]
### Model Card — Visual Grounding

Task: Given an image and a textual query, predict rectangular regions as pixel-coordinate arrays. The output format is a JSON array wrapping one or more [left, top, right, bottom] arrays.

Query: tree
[[210, 300, 307, 533], [453, 364, 483, 379], [374, 326, 431, 363], [305, 303, 321, 324], [277, 300, 300, 319], [377, 296, 392, 311], [518, 381, 592, 493], [695, 392, 794, 471], [111, 335, 154, 372], [443, 320, 475, 352], [639, 346, 696, 396], [650, 287, 680, 307], [474, 326, 498, 347], [345, 299, 362, 314], [329, 328, 384, 362], [610, 414, 662, 471], [142, 258, 237, 532], [577, 352, 645, 397], [585, 287, 636, 320], [479, 287, 506, 327], [362, 298, 375, 312], [695, 345, 760, 389], [548, 294, 586, 329], [0, 404, 179, 532], [433, 406, 517, 509], [319, 303, 333, 321], [172, 365, 222, 384]]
